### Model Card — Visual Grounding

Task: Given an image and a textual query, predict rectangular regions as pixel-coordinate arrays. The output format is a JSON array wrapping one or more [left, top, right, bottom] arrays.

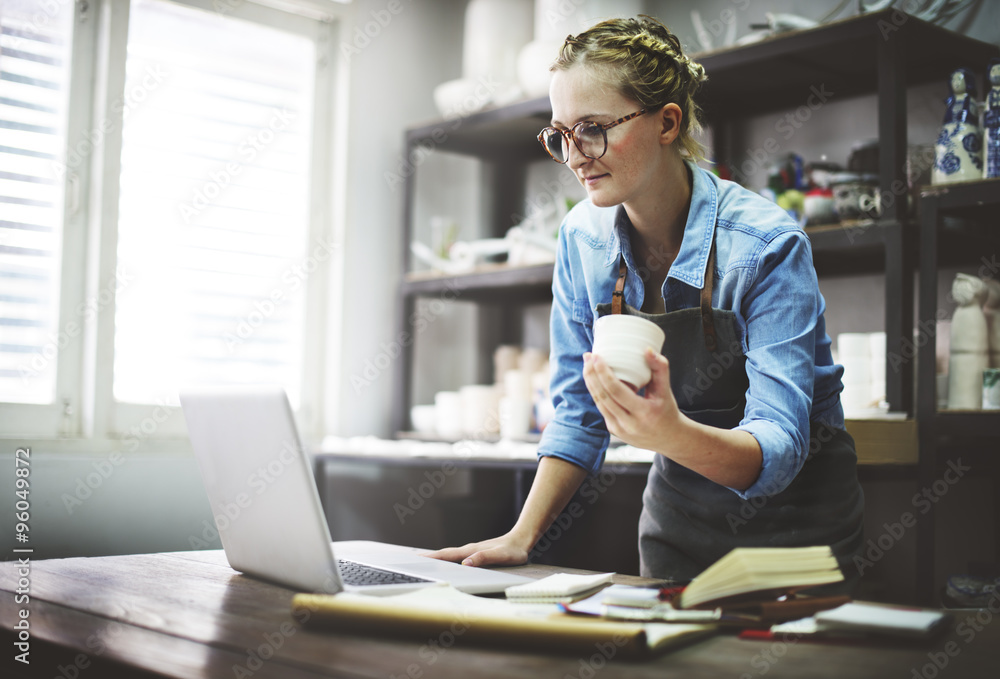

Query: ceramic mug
[[434, 391, 464, 439], [410, 405, 437, 435], [832, 181, 880, 221], [592, 315, 666, 389]]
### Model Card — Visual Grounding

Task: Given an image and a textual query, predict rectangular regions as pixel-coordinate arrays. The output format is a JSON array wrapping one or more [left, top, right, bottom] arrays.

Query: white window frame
[[0, 0, 349, 450], [0, 0, 95, 439]]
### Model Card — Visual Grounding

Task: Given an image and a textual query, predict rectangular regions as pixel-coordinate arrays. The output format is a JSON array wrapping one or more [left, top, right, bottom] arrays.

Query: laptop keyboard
[[337, 559, 433, 587]]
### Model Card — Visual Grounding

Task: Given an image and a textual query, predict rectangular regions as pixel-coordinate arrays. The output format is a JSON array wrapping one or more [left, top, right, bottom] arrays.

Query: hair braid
[[553, 15, 707, 161]]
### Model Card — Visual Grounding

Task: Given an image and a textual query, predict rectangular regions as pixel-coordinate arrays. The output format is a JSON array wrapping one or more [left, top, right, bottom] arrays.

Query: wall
[[1, 450, 214, 560], [329, 0, 469, 433]]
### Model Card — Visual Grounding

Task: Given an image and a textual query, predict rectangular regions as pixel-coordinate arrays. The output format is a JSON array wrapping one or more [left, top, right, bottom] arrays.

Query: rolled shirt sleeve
[[536, 226, 610, 474], [732, 230, 821, 499]]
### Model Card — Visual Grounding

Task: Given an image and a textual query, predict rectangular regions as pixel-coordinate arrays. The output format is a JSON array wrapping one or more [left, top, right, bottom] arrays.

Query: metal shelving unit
[[916, 178, 1000, 604], [383, 9, 998, 601], [392, 9, 997, 434]]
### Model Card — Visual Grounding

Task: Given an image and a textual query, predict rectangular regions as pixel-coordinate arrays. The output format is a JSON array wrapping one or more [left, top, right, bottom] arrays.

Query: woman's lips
[[582, 173, 608, 186]]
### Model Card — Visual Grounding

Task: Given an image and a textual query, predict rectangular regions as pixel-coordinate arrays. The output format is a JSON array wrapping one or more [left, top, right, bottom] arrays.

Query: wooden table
[[2, 550, 997, 678]]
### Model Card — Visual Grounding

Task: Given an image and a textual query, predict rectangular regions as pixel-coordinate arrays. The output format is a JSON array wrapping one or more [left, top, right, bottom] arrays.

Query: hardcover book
[[677, 546, 844, 610]]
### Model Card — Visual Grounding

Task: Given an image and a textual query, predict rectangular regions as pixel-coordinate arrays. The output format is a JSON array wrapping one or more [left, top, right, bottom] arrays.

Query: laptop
[[179, 385, 532, 595]]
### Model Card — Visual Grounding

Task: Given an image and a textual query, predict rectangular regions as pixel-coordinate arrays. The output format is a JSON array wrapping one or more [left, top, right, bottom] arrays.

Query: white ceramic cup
[[499, 396, 533, 439], [410, 405, 437, 435], [434, 391, 464, 439], [591, 314, 666, 389], [503, 368, 533, 401], [460, 384, 500, 435]]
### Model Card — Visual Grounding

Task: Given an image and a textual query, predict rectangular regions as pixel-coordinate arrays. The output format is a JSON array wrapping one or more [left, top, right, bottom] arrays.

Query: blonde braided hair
[[553, 15, 708, 161]]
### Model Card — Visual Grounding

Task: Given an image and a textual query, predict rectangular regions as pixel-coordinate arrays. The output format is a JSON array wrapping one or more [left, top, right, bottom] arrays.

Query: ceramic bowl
[[592, 315, 666, 389]]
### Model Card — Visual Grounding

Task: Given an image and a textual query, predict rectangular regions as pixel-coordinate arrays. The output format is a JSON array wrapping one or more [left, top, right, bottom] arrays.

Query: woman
[[431, 15, 864, 587]]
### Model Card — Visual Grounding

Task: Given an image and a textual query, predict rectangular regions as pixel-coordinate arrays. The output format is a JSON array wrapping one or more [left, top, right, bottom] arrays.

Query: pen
[[738, 629, 776, 641]]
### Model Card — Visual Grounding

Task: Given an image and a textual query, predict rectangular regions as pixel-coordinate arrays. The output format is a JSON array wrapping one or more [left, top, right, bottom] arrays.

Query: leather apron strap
[[611, 257, 627, 315], [612, 242, 717, 352], [700, 242, 718, 352]]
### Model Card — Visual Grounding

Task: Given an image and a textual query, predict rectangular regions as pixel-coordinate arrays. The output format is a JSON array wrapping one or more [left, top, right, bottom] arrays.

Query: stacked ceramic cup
[[837, 332, 886, 413]]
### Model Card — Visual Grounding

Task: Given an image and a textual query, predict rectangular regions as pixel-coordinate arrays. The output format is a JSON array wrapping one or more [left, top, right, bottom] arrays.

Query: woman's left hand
[[582, 348, 683, 453]]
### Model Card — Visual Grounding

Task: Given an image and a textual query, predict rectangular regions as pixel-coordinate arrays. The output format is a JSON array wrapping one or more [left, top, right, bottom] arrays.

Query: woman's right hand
[[424, 531, 532, 568], [426, 456, 589, 568]]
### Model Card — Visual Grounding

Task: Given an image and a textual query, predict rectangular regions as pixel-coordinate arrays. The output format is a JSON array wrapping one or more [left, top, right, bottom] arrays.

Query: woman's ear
[[658, 103, 683, 146]]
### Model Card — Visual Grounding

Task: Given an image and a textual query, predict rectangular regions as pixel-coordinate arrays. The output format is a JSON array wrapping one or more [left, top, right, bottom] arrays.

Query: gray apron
[[596, 241, 864, 588]]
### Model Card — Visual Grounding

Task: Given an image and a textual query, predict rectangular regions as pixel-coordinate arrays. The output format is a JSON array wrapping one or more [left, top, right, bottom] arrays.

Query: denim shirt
[[537, 162, 845, 500]]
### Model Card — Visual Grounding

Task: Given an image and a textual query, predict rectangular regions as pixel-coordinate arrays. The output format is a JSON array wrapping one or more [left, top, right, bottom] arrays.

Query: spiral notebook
[[504, 572, 615, 603]]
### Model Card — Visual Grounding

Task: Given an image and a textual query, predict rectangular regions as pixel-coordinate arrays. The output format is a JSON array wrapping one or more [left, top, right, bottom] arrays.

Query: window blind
[[113, 0, 316, 407], [0, 0, 73, 405]]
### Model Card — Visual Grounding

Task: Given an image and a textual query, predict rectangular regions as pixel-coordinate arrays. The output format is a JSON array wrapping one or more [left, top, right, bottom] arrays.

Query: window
[[0, 0, 343, 441], [0, 0, 75, 405], [113, 0, 316, 408]]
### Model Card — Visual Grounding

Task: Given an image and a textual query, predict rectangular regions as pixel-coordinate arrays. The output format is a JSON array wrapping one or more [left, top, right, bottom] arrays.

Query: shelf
[[394, 430, 541, 444], [932, 411, 1000, 441], [919, 178, 1000, 216], [401, 10, 997, 165], [405, 96, 551, 162], [806, 219, 906, 276], [401, 217, 908, 290], [327, 418, 917, 468], [317, 451, 544, 472], [402, 262, 554, 303], [806, 220, 886, 250], [845, 417, 918, 465], [695, 9, 999, 121]]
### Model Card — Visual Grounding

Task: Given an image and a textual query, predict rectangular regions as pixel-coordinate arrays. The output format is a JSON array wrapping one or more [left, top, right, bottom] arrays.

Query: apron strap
[[611, 256, 627, 315], [700, 242, 718, 352], [614, 240, 717, 350]]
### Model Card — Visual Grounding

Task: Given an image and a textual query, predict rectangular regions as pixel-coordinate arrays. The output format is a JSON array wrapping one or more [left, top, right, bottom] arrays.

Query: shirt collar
[[606, 161, 719, 289]]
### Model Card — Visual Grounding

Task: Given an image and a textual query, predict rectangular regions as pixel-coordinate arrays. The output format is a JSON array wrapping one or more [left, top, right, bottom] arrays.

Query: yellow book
[[677, 546, 844, 610], [293, 584, 716, 657]]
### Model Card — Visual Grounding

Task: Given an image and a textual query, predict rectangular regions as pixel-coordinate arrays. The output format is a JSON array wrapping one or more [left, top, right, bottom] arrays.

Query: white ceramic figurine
[[947, 273, 989, 409]]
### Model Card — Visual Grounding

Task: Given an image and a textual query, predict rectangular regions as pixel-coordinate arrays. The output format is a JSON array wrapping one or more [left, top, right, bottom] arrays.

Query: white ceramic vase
[[434, 0, 533, 117], [516, 0, 645, 100], [516, 39, 563, 99], [462, 0, 533, 82]]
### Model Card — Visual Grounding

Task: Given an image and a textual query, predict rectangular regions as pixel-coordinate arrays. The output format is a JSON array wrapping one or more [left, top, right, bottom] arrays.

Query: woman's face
[[548, 65, 666, 209]]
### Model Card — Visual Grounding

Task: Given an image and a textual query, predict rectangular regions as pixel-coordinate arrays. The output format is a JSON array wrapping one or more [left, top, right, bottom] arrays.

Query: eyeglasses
[[537, 109, 647, 164]]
